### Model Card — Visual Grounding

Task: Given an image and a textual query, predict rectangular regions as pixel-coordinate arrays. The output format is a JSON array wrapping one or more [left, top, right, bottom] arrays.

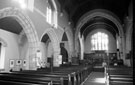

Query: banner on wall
[[58, 55, 62, 64], [36, 51, 42, 67], [10, 60, 15, 68], [23, 60, 26, 66]]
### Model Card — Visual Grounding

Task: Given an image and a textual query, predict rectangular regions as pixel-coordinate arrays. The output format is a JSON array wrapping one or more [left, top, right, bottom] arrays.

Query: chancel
[[0, 0, 133, 85]]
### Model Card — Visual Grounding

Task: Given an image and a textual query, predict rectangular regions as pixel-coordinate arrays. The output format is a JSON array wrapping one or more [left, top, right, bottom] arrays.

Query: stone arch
[[76, 9, 123, 39], [0, 7, 39, 70], [75, 9, 124, 58], [41, 28, 60, 67], [52, 0, 58, 11], [41, 28, 60, 53], [0, 37, 7, 47]]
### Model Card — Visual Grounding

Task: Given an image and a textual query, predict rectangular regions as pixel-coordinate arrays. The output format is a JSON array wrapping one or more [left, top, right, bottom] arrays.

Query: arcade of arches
[[0, 0, 133, 73]]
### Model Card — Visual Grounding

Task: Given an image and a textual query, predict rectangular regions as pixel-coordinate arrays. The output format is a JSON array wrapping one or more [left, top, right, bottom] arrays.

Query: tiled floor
[[82, 72, 105, 85]]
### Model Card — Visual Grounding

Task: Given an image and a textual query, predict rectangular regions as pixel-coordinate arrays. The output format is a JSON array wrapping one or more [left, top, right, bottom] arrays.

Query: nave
[[82, 72, 105, 85], [0, 64, 93, 85], [0, 62, 133, 85], [0, 0, 133, 85]]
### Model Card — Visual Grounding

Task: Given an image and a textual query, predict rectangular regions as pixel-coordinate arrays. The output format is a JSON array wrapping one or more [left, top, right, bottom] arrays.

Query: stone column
[[28, 47, 37, 70], [53, 50, 60, 67]]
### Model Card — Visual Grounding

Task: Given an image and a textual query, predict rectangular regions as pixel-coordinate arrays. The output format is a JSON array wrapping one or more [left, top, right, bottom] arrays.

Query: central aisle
[[81, 72, 105, 85]]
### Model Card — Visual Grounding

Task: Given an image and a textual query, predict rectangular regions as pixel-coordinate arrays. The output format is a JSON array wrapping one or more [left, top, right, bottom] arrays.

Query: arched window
[[46, 5, 52, 24], [91, 32, 108, 51], [46, 0, 58, 28]]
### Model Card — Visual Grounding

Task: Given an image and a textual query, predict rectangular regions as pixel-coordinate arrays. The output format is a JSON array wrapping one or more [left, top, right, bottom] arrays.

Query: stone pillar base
[[53, 52, 60, 67], [71, 57, 79, 65], [29, 56, 38, 70]]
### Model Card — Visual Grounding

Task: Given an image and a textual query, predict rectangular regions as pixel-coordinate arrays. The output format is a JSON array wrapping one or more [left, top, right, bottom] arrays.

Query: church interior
[[0, 0, 133, 85]]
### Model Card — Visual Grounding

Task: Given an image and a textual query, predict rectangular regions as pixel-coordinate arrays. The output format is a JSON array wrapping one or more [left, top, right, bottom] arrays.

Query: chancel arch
[[75, 9, 124, 60]]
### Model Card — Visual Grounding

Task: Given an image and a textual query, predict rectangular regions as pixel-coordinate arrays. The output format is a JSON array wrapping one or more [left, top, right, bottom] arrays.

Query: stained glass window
[[91, 32, 108, 50], [46, 6, 52, 24]]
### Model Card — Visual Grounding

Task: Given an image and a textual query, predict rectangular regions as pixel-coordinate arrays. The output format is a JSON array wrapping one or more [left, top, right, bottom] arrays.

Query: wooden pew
[[0, 80, 44, 85], [22, 70, 76, 85], [109, 77, 133, 82], [107, 67, 133, 75], [109, 81, 133, 85], [105, 66, 133, 85], [2, 70, 74, 85], [9, 65, 93, 85], [50, 65, 93, 85], [12, 71, 73, 85], [109, 74, 132, 78], [0, 73, 60, 85]]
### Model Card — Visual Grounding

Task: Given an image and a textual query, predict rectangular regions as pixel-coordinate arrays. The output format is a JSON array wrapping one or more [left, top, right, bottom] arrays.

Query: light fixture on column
[[60, 12, 63, 17], [68, 21, 71, 25], [60, 5, 63, 16]]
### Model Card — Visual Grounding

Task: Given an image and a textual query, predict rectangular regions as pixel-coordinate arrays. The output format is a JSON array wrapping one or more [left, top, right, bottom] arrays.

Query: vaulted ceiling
[[0, 0, 132, 39], [0, 17, 22, 34], [58, 0, 131, 26], [58, 0, 131, 38]]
